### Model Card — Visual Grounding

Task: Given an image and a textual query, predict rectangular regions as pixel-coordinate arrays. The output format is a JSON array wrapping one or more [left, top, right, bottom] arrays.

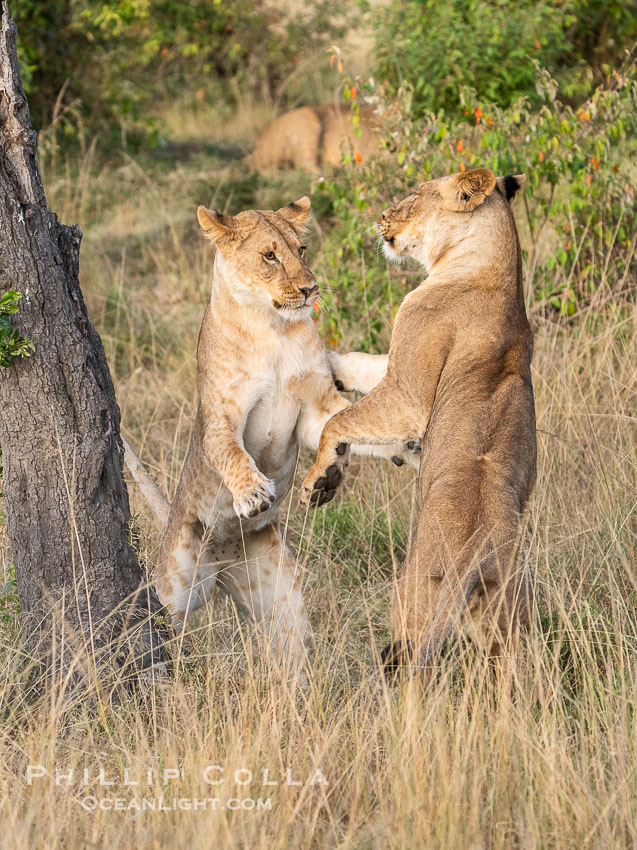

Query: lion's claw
[[233, 478, 276, 519], [309, 488, 335, 507], [306, 464, 342, 507], [389, 437, 423, 469]]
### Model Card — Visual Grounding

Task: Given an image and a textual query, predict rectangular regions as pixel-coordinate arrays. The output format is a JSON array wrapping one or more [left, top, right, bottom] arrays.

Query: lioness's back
[[252, 104, 380, 172]]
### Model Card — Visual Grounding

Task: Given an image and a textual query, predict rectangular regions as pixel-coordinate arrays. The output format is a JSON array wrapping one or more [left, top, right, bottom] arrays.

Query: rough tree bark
[[0, 2, 167, 687]]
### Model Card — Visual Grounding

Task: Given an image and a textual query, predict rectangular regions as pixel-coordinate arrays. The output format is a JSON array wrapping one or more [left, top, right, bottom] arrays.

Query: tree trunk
[[0, 2, 167, 689]]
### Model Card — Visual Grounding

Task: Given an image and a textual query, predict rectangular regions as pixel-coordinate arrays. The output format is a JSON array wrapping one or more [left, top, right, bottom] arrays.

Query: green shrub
[[0, 291, 33, 368], [312, 60, 636, 344], [373, 0, 637, 118], [14, 0, 343, 146]]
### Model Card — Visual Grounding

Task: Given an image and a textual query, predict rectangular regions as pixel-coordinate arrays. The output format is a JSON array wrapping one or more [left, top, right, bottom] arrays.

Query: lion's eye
[[264, 251, 277, 262], [299, 246, 307, 259]]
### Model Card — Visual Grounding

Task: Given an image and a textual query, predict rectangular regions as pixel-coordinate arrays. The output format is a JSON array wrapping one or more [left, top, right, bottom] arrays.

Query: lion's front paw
[[326, 351, 351, 393], [391, 438, 422, 469], [233, 478, 276, 519], [299, 445, 348, 509]]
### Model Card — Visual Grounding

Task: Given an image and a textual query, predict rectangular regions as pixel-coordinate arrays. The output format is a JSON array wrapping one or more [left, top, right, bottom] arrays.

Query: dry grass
[[0, 112, 636, 849]]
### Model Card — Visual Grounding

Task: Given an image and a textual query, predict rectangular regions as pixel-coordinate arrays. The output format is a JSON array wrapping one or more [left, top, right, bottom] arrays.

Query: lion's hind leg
[[216, 523, 311, 676], [470, 564, 534, 661], [155, 513, 221, 624]]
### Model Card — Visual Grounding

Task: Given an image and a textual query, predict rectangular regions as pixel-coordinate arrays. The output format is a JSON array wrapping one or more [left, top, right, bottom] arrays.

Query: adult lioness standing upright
[[300, 168, 536, 675]]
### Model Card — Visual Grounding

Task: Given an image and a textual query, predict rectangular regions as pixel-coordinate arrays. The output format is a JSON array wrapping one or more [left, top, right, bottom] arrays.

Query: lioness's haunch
[[301, 168, 537, 677], [128, 198, 417, 677]]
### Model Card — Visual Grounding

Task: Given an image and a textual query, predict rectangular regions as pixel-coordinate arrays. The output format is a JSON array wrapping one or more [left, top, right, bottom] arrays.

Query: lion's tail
[[121, 437, 171, 525]]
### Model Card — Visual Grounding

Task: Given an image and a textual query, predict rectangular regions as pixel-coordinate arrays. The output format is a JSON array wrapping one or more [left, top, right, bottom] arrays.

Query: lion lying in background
[[252, 104, 381, 172], [301, 168, 537, 677]]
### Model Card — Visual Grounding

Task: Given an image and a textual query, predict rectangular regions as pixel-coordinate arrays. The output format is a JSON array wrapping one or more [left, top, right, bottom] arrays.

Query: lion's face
[[380, 168, 524, 271], [197, 197, 318, 320]]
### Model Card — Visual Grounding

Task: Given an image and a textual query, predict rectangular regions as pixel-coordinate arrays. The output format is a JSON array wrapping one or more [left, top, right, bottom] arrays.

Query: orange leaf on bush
[[457, 140, 464, 153], [354, 150, 363, 162], [459, 162, 466, 172], [474, 107, 482, 124], [350, 86, 357, 99]]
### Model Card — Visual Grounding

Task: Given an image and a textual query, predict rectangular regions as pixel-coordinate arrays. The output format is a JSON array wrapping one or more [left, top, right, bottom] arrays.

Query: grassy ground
[[0, 102, 636, 848]]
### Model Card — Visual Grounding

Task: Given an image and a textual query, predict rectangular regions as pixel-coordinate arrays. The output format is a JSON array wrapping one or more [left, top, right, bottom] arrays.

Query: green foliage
[[14, 0, 343, 146], [310, 495, 409, 585], [0, 291, 32, 508], [313, 60, 636, 338], [373, 0, 637, 118], [0, 291, 34, 368]]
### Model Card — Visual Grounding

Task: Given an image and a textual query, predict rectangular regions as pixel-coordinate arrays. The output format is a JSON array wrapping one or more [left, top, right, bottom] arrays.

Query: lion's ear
[[496, 173, 526, 203], [441, 168, 497, 212], [276, 196, 312, 236], [197, 206, 235, 244]]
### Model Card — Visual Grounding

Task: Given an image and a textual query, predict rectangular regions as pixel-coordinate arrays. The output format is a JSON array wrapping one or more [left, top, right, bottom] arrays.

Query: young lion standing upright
[[125, 197, 414, 674], [300, 168, 537, 675], [150, 198, 336, 672]]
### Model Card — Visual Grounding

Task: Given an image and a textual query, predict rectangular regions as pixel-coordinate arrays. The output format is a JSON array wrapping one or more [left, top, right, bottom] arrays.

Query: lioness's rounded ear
[[441, 168, 497, 212], [276, 196, 312, 236], [197, 205, 235, 244]]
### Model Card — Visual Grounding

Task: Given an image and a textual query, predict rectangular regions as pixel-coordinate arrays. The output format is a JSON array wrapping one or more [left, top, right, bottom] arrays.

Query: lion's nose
[[300, 284, 319, 300]]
